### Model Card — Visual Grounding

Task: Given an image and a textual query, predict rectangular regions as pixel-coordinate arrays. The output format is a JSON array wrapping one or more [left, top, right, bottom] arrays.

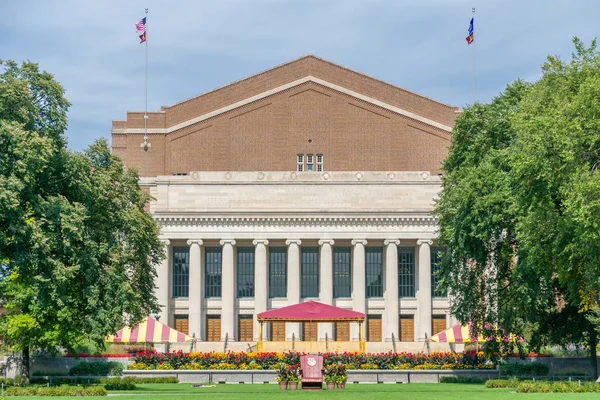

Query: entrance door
[[238, 315, 253, 342], [206, 315, 221, 342]]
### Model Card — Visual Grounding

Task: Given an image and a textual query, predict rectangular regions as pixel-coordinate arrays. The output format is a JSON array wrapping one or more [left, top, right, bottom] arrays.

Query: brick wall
[[112, 56, 457, 177]]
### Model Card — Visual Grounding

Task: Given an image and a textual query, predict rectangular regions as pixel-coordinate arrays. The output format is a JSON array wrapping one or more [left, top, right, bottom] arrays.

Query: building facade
[[111, 56, 459, 352]]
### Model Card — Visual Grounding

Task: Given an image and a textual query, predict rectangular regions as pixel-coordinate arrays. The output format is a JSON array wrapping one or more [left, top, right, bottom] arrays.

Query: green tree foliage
[[0, 60, 164, 375], [435, 38, 600, 374]]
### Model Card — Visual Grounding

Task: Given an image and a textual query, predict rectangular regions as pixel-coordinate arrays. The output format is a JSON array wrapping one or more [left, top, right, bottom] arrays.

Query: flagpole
[[472, 7, 476, 104], [143, 8, 149, 151]]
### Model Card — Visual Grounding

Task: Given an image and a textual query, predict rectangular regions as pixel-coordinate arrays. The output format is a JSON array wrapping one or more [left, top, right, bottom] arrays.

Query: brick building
[[111, 55, 459, 352]]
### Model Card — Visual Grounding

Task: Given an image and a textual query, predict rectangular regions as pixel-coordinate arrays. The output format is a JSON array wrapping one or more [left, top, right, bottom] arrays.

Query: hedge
[[484, 378, 520, 388], [69, 361, 124, 376], [516, 381, 600, 393], [130, 350, 494, 371], [5, 386, 107, 396], [101, 377, 136, 390], [30, 377, 101, 385], [439, 376, 487, 384], [499, 362, 549, 377]]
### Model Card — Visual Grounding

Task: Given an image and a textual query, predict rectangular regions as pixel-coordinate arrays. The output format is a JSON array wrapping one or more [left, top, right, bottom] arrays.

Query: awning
[[257, 300, 365, 322], [106, 317, 193, 343], [429, 323, 482, 343]]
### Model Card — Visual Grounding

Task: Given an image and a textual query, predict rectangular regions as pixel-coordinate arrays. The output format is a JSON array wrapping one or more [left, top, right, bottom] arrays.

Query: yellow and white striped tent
[[429, 323, 482, 343], [106, 317, 193, 343]]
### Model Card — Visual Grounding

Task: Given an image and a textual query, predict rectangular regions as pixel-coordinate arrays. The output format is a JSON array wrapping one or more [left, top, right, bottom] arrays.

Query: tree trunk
[[22, 345, 30, 382], [589, 325, 598, 380]]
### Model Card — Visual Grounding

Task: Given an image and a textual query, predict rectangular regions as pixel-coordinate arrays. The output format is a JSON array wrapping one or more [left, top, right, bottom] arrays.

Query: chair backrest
[[300, 354, 323, 379]]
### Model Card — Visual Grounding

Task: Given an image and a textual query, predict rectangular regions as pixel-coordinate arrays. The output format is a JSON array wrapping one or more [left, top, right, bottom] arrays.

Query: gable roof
[[114, 55, 458, 134], [257, 300, 365, 322], [106, 317, 193, 343]]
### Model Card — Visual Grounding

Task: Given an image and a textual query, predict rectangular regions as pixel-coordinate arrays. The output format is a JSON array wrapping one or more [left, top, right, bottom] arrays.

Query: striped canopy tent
[[106, 317, 193, 343], [429, 322, 483, 343]]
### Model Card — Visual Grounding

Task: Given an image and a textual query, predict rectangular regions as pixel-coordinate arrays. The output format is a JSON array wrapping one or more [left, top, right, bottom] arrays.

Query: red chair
[[300, 354, 324, 390]]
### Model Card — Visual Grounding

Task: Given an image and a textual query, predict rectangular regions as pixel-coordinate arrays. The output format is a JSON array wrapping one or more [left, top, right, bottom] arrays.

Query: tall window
[[172, 247, 189, 298], [205, 247, 222, 298], [333, 247, 351, 298], [316, 154, 323, 172], [306, 154, 314, 171], [431, 246, 447, 298], [237, 247, 255, 298], [365, 247, 383, 297], [297, 154, 304, 172], [269, 247, 287, 298], [301, 247, 319, 298], [398, 247, 415, 297]]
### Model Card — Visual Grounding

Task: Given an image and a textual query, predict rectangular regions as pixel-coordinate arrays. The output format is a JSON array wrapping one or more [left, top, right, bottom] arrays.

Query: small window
[[307, 154, 314, 171], [297, 154, 304, 172], [316, 154, 323, 172]]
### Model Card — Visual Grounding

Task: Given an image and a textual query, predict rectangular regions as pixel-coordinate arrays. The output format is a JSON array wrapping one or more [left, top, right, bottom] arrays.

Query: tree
[[0, 60, 164, 377], [435, 38, 600, 376]]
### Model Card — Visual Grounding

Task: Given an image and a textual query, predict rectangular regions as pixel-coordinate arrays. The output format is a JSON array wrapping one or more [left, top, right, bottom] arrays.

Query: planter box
[[123, 369, 500, 384]]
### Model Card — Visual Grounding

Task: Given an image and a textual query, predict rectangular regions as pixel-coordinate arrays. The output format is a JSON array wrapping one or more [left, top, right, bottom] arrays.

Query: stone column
[[318, 239, 334, 340], [286, 239, 302, 340], [157, 239, 171, 326], [384, 239, 400, 342], [187, 239, 203, 340], [351, 239, 367, 341], [416, 239, 433, 341], [220, 239, 236, 342], [253, 239, 269, 341]]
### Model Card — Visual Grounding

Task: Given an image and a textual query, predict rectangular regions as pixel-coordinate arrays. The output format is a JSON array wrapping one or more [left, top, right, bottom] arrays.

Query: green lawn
[[7, 383, 600, 399]]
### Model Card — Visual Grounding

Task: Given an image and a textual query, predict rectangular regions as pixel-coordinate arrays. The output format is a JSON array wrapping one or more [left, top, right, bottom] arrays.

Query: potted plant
[[324, 364, 337, 390], [288, 364, 301, 390], [324, 374, 336, 390], [335, 363, 347, 389], [276, 363, 289, 390]]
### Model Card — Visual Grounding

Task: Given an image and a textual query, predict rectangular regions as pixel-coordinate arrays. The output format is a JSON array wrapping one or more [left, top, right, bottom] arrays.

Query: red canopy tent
[[256, 301, 366, 353], [257, 301, 365, 322]]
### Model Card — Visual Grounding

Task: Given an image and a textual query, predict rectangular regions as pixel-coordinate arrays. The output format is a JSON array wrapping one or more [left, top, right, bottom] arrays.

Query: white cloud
[[1, 0, 598, 150]]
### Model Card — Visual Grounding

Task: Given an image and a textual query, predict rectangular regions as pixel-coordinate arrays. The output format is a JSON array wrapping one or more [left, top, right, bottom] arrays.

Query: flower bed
[[65, 353, 133, 358], [129, 351, 494, 371]]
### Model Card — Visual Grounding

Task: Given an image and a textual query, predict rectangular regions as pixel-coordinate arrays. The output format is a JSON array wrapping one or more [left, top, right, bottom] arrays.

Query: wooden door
[[335, 322, 350, 341], [399, 315, 414, 342], [238, 315, 253, 342], [432, 315, 447, 337], [303, 321, 318, 341], [206, 315, 221, 342], [367, 315, 382, 342], [174, 315, 189, 335], [271, 321, 285, 341]]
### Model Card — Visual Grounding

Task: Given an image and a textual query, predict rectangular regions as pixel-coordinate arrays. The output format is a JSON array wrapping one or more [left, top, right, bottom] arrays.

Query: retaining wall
[[123, 369, 500, 384]]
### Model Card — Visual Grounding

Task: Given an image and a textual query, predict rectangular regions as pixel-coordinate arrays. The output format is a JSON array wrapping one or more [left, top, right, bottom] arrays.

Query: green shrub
[[485, 379, 508, 388], [30, 376, 102, 385], [69, 361, 124, 376], [516, 381, 536, 393], [516, 380, 600, 393], [0, 378, 14, 386], [485, 378, 520, 388], [440, 376, 458, 383], [101, 377, 137, 390], [5, 386, 107, 396], [500, 362, 549, 377], [441, 376, 487, 384]]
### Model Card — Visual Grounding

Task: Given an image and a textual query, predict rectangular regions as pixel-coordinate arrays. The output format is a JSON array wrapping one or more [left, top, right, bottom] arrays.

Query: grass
[[7, 383, 600, 399]]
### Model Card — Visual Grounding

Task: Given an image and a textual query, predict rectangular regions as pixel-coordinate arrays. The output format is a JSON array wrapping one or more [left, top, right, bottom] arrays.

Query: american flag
[[135, 17, 146, 34]]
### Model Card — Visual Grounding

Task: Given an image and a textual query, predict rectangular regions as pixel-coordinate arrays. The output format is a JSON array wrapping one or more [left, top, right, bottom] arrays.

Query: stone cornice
[[155, 216, 438, 228]]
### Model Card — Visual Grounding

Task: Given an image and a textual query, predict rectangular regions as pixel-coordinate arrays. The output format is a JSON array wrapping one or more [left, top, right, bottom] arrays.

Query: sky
[[1, 0, 598, 151]]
